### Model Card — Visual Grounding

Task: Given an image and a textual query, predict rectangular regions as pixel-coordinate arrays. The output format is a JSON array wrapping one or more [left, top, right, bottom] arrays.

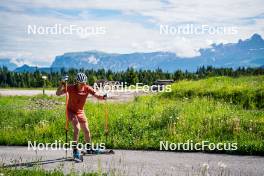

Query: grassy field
[[162, 76, 264, 109], [0, 167, 102, 176], [0, 76, 263, 155], [0, 87, 56, 90]]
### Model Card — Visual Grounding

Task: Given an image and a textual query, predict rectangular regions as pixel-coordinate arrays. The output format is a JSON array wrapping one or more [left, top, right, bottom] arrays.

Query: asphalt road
[[0, 146, 264, 176]]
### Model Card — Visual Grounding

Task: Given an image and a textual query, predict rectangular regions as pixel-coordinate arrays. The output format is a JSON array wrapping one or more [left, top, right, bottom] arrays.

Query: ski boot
[[73, 149, 83, 163]]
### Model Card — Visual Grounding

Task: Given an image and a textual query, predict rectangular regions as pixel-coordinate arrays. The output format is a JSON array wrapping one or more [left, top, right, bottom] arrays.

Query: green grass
[[0, 87, 56, 90], [0, 76, 263, 155], [162, 76, 264, 109], [0, 167, 102, 176]]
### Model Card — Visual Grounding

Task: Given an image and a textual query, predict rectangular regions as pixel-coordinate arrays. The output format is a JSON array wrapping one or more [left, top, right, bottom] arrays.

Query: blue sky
[[0, 0, 263, 66]]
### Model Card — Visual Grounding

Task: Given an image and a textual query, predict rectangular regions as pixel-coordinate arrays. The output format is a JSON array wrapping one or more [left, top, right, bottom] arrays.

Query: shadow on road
[[2, 157, 76, 168]]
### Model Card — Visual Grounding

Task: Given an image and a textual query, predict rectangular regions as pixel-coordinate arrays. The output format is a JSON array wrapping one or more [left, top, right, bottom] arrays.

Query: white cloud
[[2, 0, 164, 11], [0, 51, 33, 66], [139, 0, 264, 24], [0, 0, 263, 66], [82, 55, 99, 64]]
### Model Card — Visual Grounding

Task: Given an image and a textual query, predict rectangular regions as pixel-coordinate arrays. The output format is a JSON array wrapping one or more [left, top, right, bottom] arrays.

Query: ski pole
[[63, 75, 69, 158], [104, 94, 109, 145]]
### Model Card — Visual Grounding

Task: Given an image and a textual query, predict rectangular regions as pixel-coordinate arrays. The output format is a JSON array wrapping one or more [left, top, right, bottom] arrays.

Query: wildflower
[[200, 163, 210, 176], [202, 163, 209, 170], [218, 161, 227, 169]]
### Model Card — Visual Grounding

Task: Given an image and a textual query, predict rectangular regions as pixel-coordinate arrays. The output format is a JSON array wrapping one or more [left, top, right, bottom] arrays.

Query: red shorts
[[67, 109, 87, 123]]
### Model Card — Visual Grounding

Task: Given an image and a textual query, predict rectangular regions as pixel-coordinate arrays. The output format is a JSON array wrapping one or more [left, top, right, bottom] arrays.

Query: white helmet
[[76, 72, 87, 83]]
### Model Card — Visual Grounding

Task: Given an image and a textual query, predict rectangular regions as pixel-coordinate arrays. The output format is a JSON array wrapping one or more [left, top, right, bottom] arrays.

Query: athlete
[[56, 72, 106, 160]]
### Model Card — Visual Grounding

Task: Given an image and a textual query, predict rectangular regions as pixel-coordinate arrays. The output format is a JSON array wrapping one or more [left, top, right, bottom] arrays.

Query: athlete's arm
[[93, 93, 106, 100], [88, 86, 106, 100]]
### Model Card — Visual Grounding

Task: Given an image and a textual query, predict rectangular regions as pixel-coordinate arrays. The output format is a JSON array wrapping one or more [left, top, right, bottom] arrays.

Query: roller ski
[[81, 147, 114, 155]]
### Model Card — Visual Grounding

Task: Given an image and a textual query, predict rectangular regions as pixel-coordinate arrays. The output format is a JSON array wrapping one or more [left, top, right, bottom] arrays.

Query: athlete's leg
[[71, 117, 80, 143], [80, 122, 91, 143]]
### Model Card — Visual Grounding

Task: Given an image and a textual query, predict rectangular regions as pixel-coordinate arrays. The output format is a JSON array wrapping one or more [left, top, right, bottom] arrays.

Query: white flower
[[218, 161, 227, 169], [202, 163, 209, 170]]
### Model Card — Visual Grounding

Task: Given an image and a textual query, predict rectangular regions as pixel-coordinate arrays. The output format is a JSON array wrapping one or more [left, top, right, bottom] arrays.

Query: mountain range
[[1, 33, 264, 72], [0, 59, 17, 71]]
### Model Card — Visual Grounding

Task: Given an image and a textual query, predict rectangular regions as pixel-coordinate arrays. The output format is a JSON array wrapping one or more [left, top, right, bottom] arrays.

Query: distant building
[[106, 81, 120, 86], [154, 79, 174, 85], [152, 79, 174, 91], [94, 79, 108, 87]]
